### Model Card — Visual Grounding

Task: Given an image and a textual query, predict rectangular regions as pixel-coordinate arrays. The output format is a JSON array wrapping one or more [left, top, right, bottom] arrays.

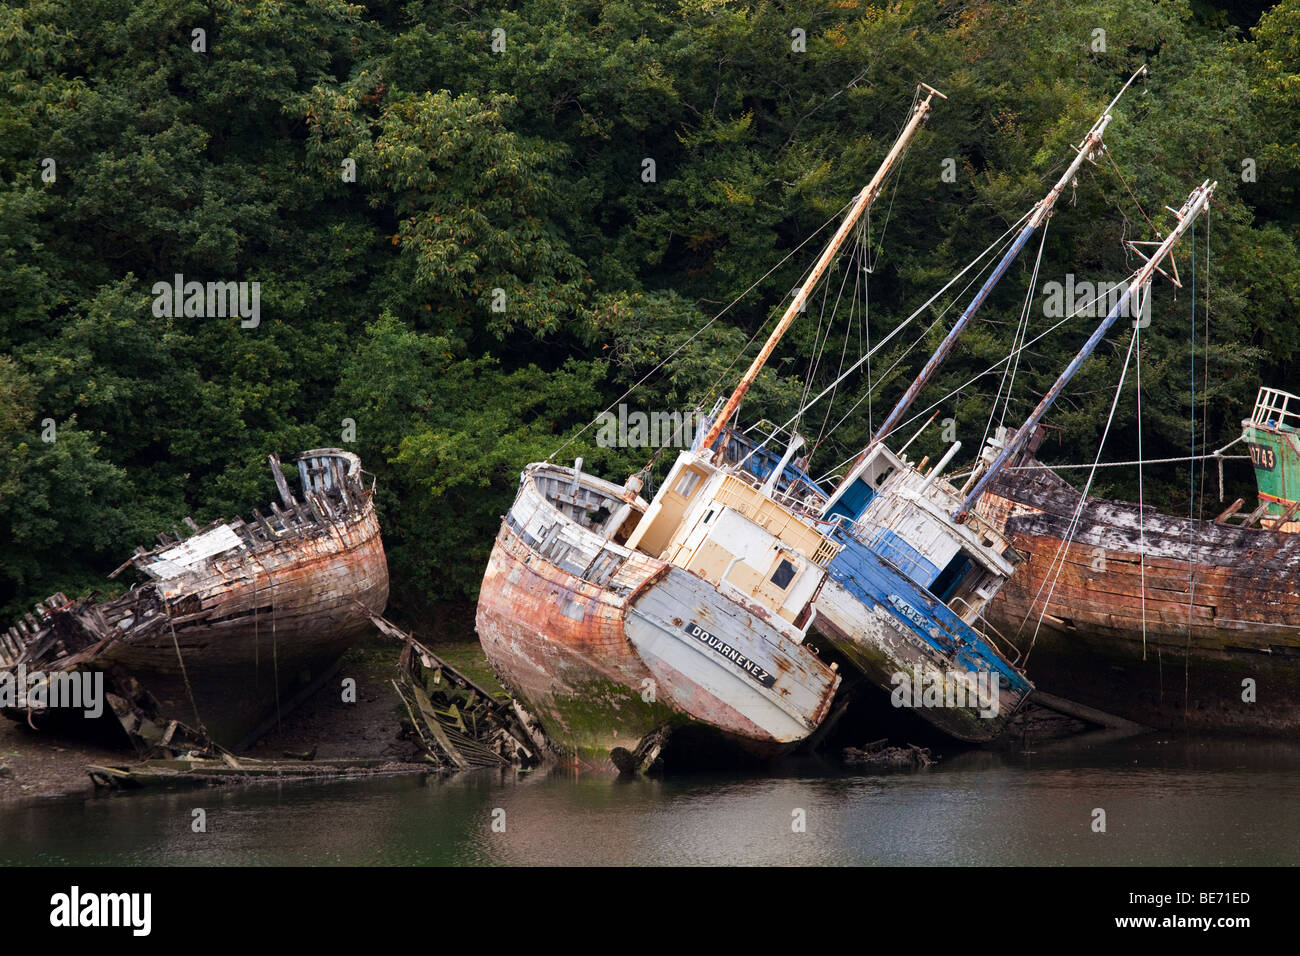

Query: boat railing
[[725, 460, 825, 518], [972, 613, 1023, 667], [1251, 386, 1300, 431]]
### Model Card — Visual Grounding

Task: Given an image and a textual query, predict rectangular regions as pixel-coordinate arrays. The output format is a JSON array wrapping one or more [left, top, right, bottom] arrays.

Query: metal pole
[[953, 179, 1216, 523], [697, 84, 945, 458]]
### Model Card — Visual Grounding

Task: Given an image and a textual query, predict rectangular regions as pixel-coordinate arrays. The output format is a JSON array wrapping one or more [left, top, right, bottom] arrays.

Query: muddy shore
[[1, 630, 1104, 804], [0, 637, 504, 805]]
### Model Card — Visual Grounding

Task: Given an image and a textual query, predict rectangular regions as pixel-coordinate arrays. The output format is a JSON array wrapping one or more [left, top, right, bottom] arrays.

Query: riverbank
[[0, 630, 1134, 805], [0, 636, 506, 805]]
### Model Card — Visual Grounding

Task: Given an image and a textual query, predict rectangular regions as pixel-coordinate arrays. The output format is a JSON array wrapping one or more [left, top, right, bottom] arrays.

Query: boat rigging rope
[[546, 193, 857, 464], [797, 220, 861, 435], [815, 247, 999, 455], [1021, 320, 1142, 660], [1184, 220, 1198, 717], [166, 607, 209, 739], [1199, 208, 1213, 512], [1104, 148, 1157, 236], [983, 217, 1050, 452], [1137, 308, 1147, 661], [813, 275, 1163, 483], [943, 448, 1248, 483], [248, 546, 282, 736], [790, 210, 1035, 469], [813, 221, 869, 452]]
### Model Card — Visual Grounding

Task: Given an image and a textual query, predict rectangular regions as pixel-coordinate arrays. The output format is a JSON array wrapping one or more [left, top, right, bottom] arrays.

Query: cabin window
[[770, 558, 797, 589], [675, 470, 702, 499], [703, 509, 715, 523]]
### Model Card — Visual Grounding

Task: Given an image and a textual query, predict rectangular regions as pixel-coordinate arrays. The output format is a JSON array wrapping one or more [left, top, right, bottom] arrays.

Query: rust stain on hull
[[979, 459, 1300, 734], [475, 523, 681, 765], [474, 463, 842, 766], [1, 449, 389, 750]]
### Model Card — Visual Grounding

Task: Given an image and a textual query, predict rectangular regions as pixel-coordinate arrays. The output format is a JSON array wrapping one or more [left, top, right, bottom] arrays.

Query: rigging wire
[[943, 450, 1247, 479], [545, 192, 857, 464], [814, 222, 867, 451], [1185, 219, 1196, 717], [1104, 148, 1157, 235], [798, 220, 861, 434], [984, 218, 1050, 451], [783, 210, 1036, 471], [811, 274, 1154, 484], [1137, 298, 1147, 661], [1021, 319, 1142, 660]]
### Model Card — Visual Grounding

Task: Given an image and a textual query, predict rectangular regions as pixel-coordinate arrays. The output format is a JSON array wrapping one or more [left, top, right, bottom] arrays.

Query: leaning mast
[[698, 83, 946, 459], [954, 179, 1217, 522], [864, 67, 1147, 454]]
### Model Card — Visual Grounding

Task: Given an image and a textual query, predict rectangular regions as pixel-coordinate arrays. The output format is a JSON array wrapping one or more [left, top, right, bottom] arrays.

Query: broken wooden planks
[[365, 609, 546, 770], [86, 755, 430, 790]]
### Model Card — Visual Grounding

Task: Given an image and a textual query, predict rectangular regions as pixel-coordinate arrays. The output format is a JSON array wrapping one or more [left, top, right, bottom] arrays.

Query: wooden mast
[[697, 83, 945, 459]]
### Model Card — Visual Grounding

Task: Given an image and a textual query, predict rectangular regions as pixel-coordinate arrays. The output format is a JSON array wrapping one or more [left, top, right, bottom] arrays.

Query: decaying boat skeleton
[[0, 449, 389, 752], [977, 382, 1300, 735], [476, 86, 948, 766]]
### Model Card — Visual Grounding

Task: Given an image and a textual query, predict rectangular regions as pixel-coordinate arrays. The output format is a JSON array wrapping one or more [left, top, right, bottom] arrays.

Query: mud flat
[[0, 637, 505, 804]]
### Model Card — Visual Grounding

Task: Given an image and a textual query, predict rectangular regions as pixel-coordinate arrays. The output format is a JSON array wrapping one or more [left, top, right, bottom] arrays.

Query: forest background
[[1, 0, 1296, 627]]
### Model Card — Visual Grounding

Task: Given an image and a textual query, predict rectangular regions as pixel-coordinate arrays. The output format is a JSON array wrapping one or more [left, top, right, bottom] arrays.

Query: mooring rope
[[167, 608, 208, 738], [546, 193, 857, 464]]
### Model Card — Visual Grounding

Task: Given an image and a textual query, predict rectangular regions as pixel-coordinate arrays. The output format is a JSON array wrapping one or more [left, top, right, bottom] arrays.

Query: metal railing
[[1251, 386, 1300, 430]]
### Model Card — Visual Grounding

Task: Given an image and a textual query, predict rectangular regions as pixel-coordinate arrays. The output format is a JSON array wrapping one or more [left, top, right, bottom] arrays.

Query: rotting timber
[[978, 393, 1300, 735], [85, 611, 543, 790], [0, 449, 389, 752], [368, 611, 544, 770]]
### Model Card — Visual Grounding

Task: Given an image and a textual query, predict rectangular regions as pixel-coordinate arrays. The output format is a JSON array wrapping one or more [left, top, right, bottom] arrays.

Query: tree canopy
[[2, 0, 1297, 624]]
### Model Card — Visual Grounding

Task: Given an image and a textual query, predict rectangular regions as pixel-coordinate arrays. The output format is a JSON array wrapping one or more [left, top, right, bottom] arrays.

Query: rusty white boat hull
[[475, 463, 840, 766], [1, 449, 389, 750], [978, 458, 1300, 734]]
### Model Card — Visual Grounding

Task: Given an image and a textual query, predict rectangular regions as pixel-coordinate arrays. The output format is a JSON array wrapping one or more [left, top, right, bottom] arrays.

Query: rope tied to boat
[[166, 607, 209, 740]]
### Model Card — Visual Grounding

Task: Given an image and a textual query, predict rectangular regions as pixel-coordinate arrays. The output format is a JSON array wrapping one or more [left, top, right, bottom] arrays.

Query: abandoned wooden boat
[[0, 449, 389, 751], [475, 458, 841, 765], [976, 385, 1300, 735], [475, 86, 950, 767]]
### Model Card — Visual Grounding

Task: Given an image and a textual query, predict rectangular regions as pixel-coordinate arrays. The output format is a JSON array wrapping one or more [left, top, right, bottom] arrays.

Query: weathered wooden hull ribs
[[0, 449, 389, 751], [979, 457, 1300, 735]]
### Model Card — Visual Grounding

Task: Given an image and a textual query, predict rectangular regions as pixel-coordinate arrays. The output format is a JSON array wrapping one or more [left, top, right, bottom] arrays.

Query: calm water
[[3, 733, 1298, 865]]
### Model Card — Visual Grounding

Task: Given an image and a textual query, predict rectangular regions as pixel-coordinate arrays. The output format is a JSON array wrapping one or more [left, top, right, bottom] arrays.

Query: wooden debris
[[610, 726, 669, 775], [1029, 690, 1149, 731], [366, 610, 545, 770], [86, 755, 429, 791], [842, 740, 935, 769]]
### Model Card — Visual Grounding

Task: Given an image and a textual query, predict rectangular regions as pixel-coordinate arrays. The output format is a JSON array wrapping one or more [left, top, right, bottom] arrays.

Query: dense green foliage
[[1, 0, 1296, 623]]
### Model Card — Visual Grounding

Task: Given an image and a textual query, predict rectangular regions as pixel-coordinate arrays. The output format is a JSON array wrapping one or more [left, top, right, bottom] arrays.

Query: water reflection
[[2, 736, 1297, 865]]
